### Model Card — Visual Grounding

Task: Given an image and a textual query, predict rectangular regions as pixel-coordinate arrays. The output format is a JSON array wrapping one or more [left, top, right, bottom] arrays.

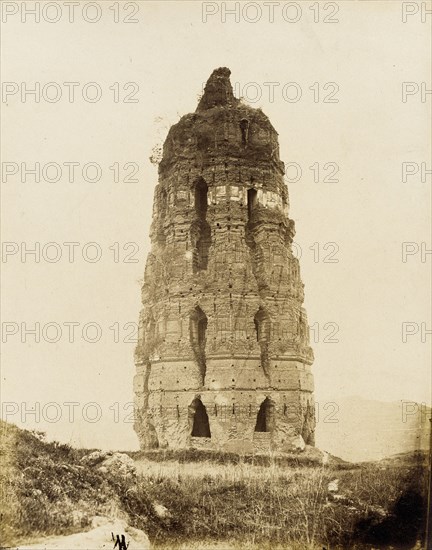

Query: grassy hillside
[[0, 420, 428, 549], [0, 420, 116, 546]]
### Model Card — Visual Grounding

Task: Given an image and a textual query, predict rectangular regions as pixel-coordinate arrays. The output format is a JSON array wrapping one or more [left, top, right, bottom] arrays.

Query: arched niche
[[194, 179, 208, 218], [247, 188, 258, 221], [192, 179, 211, 272], [254, 307, 270, 343]]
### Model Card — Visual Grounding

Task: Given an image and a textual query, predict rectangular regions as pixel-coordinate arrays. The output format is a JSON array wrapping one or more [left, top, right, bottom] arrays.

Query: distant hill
[[316, 396, 431, 462]]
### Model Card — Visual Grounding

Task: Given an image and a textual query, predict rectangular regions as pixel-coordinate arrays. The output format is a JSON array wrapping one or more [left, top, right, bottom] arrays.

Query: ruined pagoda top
[[196, 67, 240, 111], [158, 68, 284, 176]]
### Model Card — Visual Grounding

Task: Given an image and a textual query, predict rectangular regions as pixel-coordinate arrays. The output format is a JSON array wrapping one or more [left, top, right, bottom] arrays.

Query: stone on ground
[[17, 516, 150, 549], [81, 450, 137, 481]]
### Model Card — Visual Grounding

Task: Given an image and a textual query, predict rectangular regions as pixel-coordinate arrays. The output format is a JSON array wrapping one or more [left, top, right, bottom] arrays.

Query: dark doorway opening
[[254, 398, 274, 433], [191, 398, 211, 437]]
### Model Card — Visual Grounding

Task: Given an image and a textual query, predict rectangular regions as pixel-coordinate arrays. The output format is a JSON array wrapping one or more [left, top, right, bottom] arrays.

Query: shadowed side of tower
[[134, 68, 315, 453]]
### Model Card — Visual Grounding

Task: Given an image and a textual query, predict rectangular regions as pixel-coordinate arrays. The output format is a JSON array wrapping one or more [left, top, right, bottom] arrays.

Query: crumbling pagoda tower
[[134, 68, 315, 453]]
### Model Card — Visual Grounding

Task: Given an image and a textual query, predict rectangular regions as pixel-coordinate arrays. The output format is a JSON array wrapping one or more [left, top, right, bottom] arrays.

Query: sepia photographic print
[[1, 1, 431, 549]]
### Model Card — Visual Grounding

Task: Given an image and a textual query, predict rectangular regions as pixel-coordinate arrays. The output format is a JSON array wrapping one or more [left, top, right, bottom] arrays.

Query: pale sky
[[1, 1, 431, 450]]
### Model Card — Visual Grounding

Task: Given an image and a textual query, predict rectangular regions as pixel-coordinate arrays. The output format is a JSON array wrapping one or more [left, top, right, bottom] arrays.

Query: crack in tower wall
[[189, 306, 208, 384], [134, 68, 315, 453]]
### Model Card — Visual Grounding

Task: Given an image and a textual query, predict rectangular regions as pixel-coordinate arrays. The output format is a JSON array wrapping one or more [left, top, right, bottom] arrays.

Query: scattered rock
[[291, 435, 306, 451], [81, 451, 137, 481], [329, 493, 355, 506], [71, 510, 87, 527], [328, 479, 339, 493], [153, 502, 170, 519], [368, 504, 387, 518]]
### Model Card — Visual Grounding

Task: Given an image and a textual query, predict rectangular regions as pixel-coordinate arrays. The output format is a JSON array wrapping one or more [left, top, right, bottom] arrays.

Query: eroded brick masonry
[[134, 68, 315, 453]]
